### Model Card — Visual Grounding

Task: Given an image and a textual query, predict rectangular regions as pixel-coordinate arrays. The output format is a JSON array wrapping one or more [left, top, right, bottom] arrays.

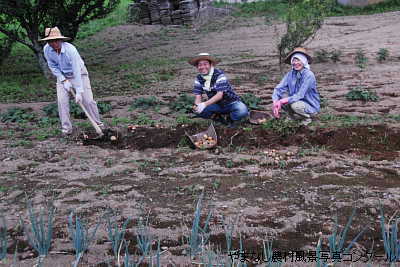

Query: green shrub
[[314, 49, 330, 63], [176, 114, 194, 125], [355, 49, 368, 70], [42, 103, 58, 118], [241, 93, 262, 110], [278, 0, 332, 63], [330, 49, 342, 63], [97, 101, 112, 114], [0, 107, 36, 123], [345, 87, 379, 102], [320, 95, 328, 108], [43, 101, 112, 119], [315, 48, 342, 63], [261, 118, 300, 136], [169, 94, 195, 113], [133, 114, 155, 126], [376, 48, 389, 63], [130, 96, 160, 110], [0, 36, 14, 66]]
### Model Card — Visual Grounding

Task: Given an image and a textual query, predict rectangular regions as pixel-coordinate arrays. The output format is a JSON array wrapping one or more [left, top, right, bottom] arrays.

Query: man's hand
[[195, 102, 206, 114], [75, 92, 83, 104], [62, 80, 72, 92]]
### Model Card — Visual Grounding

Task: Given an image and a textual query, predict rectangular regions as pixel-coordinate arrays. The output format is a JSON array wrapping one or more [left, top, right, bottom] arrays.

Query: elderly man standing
[[272, 47, 320, 126], [39, 26, 103, 135], [189, 53, 249, 128]]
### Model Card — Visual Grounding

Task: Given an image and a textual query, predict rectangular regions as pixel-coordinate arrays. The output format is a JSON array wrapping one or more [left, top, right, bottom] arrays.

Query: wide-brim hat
[[188, 53, 219, 66], [284, 47, 313, 65], [39, 27, 70, 42]]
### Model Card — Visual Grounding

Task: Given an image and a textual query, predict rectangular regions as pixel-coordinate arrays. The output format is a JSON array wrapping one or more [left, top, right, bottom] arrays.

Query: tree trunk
[[31, 40, 53, 80]]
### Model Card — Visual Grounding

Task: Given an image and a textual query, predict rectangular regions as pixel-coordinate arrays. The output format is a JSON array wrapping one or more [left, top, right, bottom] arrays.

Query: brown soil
[[83, 124, 400, 161], [1, 11, 400, 266]]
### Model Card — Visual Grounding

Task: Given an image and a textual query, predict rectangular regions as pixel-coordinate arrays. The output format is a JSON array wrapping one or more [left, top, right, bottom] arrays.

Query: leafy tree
[[278, 0, 333, 63], [0, 35, 14, 66], [0, 0, 120, 77]]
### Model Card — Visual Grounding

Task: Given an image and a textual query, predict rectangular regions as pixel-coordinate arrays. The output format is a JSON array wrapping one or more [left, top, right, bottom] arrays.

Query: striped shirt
[[193, 68, 240, 107]]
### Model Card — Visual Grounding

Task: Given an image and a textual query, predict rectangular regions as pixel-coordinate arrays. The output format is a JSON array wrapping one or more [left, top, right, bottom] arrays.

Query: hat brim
[[188, 55, 219, 66], [38, 36, 71, 42], [284, 51, 313, 65]]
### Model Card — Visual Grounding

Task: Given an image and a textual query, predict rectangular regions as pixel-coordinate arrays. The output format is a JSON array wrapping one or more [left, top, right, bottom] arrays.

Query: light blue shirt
[[43, 42, 86, 93], [272, 68, 320, 114]]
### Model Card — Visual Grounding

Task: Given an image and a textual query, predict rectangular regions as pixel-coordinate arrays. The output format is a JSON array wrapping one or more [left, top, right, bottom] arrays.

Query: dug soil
[[1, 11, 400, 266]]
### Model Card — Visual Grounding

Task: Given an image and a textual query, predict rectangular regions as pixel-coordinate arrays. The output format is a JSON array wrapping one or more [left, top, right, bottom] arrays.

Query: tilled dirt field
[[1, 11, 400, 267]]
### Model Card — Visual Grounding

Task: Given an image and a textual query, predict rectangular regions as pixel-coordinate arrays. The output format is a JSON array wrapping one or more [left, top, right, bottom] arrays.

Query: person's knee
[[290, 101, 306, 112], [290, 101, 305, 110], [231, 102, 249, 121], [290, 101, 310, 118]]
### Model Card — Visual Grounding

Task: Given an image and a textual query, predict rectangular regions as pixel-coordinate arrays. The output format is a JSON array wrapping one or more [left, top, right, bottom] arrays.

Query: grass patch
[[213, 0, 289, 18], [76, 0, 132, 40], [327, 0, 400, 16], [213, 0, 400, 18]]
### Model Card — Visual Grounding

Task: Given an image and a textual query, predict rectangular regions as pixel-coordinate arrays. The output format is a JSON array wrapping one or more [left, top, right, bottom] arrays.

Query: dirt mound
[[82, 124, 399, 160], [311, 125, 400, 160]]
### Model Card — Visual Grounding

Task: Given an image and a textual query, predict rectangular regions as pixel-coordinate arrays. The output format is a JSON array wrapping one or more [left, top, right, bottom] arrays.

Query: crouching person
[[189, 53, 249, 128], [272, 48, 320, 126]]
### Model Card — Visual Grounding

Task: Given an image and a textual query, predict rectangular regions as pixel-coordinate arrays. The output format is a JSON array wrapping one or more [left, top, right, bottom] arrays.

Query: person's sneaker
[[61, 130, 72, 137], [227, 122, 239, 129], [211, 114, 229, 125], [300, 118, 312, 126], [98, 123, 106, 130]]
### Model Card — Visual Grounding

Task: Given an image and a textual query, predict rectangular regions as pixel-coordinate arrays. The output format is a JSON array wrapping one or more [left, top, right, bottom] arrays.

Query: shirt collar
[[294, 68, 306, 76], [60, 42, 65, 54], [50, 42, 65, 54]]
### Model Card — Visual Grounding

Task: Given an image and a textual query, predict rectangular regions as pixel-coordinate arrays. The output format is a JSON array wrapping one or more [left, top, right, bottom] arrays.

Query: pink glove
[[280, 97, 289, 105], [272, 101, 281, 118]]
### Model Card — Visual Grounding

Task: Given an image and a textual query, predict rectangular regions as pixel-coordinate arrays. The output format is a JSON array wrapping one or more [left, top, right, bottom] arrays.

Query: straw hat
[[188, 53, 219, 66], [39, 27, 70, 42], [284, 47, 313, 64]]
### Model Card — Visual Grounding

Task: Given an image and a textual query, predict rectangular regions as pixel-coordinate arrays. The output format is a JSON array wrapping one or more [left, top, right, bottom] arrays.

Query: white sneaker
[[301, 118, 312, 126], [61, 130, 72, 137]]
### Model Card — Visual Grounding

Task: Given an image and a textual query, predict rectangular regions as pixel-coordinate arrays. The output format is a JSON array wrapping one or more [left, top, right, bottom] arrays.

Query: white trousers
[[56, 69, 102, 133], [287, 101, 311, 118]]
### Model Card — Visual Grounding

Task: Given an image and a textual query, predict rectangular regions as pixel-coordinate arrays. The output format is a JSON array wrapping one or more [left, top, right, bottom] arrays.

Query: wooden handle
[[70, 89, 103, 136]]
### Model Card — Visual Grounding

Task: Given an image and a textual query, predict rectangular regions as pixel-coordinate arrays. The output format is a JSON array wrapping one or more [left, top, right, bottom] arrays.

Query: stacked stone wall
[[128, 0, 214, 25]]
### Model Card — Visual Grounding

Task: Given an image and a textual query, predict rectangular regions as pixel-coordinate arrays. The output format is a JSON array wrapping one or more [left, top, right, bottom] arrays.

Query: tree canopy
[[0, 0, 120, 76]]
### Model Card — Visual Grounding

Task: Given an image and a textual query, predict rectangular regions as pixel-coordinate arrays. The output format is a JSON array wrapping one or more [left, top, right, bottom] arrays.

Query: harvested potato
[[195, 134, 216, 148]]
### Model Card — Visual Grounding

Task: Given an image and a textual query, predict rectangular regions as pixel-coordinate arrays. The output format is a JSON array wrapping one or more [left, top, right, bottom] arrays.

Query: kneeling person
[[272, 47, 320, 126], [189, 53, 249, 127]]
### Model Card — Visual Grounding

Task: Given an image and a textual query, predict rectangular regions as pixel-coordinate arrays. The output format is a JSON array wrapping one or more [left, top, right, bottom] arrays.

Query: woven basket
[[249, 110, 273, 124], [186, 123, 218, 149]]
